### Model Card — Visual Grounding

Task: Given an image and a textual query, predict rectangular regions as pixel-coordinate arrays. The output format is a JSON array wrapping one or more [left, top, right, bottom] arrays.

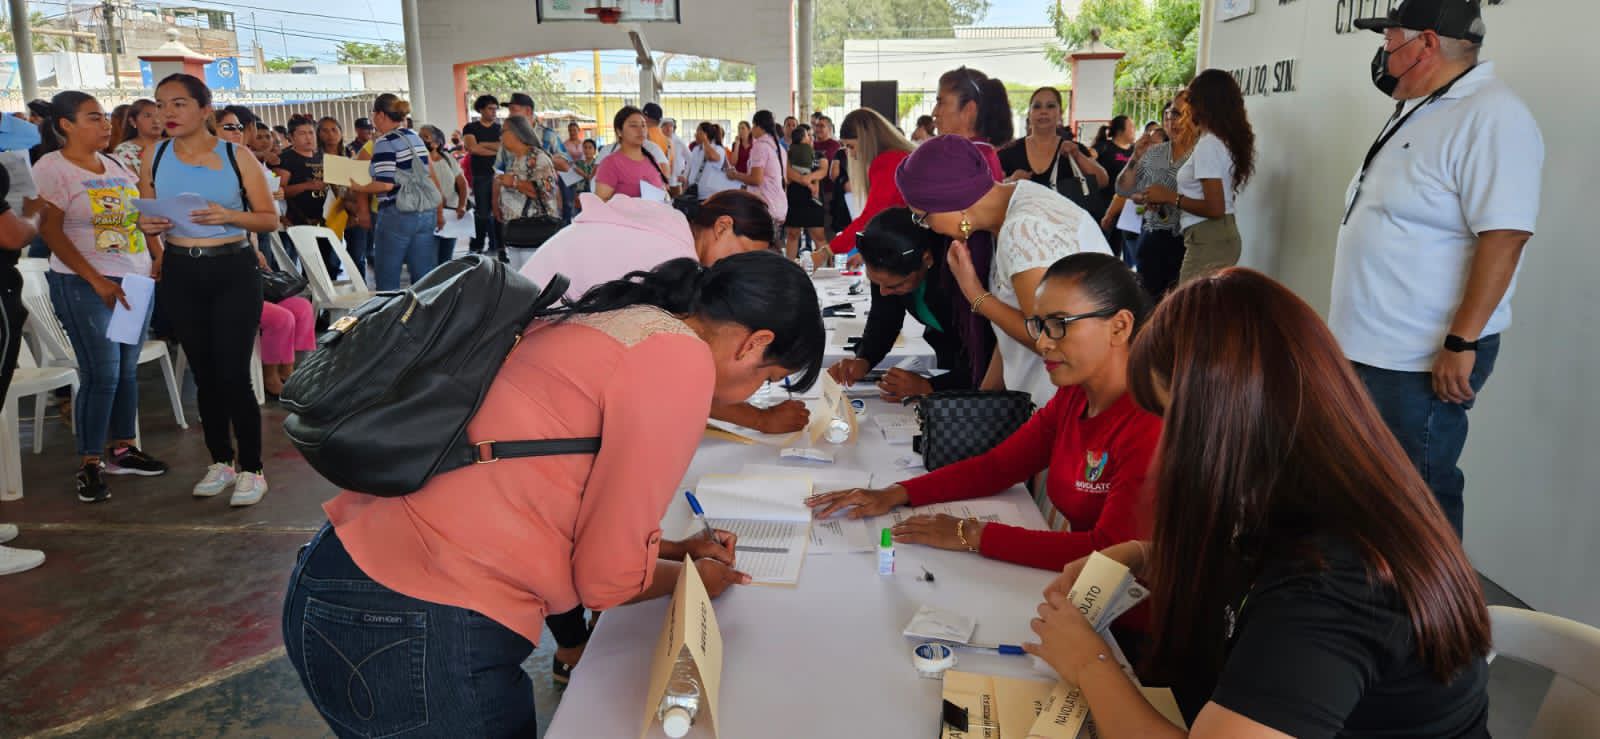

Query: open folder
[[690, 474, 814, 586]]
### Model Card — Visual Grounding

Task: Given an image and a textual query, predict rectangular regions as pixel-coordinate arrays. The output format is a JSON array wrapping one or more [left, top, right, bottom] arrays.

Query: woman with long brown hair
[[1024, 268, 1491, 737], [110, 99, 159, 173], [1117, 91, 1193, 299], [1141, 69, 1255, 285]]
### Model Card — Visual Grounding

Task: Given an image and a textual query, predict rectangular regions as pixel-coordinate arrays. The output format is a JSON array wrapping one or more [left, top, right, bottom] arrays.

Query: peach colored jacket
[[325, 307, 713, 644]]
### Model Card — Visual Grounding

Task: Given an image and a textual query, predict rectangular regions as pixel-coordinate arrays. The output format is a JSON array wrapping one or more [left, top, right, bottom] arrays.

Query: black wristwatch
[[1443, 334, 1479, 353]]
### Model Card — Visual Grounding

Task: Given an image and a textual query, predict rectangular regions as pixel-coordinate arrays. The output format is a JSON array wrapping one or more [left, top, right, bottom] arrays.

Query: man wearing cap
[[346, 117, 375, 158], [661, 118, 690, 189], [1332, 0, 1543, 537], [640, 102, 675, 180]]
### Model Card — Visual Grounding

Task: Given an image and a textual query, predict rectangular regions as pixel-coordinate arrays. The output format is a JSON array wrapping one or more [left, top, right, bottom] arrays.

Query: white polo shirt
[[1329, 62, 1543, 372]]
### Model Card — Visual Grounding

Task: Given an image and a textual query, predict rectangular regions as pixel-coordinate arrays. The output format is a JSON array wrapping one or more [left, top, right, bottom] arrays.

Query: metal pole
[[593, 49, 602, 140], [400, 0, 425, 121], [8, 0, 37, 102], [102, 1, 120, 88], [796, 0, 813, 118]]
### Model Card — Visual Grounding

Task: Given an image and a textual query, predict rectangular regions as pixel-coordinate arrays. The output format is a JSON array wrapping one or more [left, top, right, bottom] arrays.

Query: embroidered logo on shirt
[[1084, 450, 1109, 483]]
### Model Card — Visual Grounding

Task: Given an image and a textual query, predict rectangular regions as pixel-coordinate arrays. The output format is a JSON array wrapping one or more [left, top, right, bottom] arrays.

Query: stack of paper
[[691, 474, 814, 586], [739, 464, 875, 554]]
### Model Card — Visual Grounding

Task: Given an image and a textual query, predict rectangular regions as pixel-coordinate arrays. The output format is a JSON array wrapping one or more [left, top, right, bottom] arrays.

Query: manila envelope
[[802, 372, 859, 446], [640, 556, 725, 738], [941, 669, 1057, 739], [1027, 683, 1185, 739]]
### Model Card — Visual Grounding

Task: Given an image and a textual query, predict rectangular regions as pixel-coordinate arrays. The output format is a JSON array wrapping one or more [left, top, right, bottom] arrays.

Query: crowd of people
[[0, 3, 1546, 735]]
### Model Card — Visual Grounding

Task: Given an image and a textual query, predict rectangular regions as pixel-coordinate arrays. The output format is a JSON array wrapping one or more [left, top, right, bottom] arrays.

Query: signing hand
[[1023, 590, 1113, 685], [680, 530, 739, 566], [946, 240, 984, 300], [828, 357, 871, 386], [1431, 349, 1477, 404], [877, 367, 932, 403], [754, 399, 810, 433], [91, 276, 130, 310], [695, 558, 751, 598], [892, 513, 981, 552], [806, 485, 909, 520], [189, 202, 235, 226]]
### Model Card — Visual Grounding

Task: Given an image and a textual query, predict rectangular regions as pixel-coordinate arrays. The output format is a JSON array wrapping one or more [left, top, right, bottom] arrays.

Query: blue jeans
[[435, 237, 457, 267], [47, 272, 147, 457], [372, 209, 439, 291], [1352, 333, 1501, 537], [283, 524, 538, 738], [344, 225, 373, 284]]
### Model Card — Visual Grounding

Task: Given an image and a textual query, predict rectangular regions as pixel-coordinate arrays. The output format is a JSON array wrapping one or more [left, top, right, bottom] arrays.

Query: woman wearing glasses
[[896, 135, 1112, 408], [809, 253, 1161, 584]]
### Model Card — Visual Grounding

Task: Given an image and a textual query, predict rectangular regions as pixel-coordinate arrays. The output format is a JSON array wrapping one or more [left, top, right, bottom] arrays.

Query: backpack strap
[[222, 141, 251, 211], [150, 139, 172, 184], [462, 438, 602, 465]]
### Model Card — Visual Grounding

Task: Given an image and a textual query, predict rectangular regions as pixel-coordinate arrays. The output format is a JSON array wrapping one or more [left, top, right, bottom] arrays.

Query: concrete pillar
[[639, 61, 657, 105], [401, 0, 427, 122], [8, 0, 39, 103], [795, 0, 813, 118], [1196, 0, 1215, 71]]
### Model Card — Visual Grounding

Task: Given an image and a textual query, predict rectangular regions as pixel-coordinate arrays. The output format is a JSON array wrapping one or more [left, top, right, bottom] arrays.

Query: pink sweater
[[325, 307, 713, 644], [521, 192, 696, 299]]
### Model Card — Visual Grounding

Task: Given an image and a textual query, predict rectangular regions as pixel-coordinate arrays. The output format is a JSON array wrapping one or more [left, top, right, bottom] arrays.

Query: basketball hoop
[[585, 5, 624, 24]]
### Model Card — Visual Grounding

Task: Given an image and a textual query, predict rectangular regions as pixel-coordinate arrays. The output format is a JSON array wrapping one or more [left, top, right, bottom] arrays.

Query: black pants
[[469, 175, 500, 255], [0, 285, 26, 402], [545, 605, 591, 649], [161, 248, 265, 471], [1135, 229, 1187, 301]]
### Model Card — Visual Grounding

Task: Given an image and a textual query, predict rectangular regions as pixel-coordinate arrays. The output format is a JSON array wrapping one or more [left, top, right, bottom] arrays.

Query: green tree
[[667, 57, 755, 83], [0, 12, 68, 54], [1048, 0, 1198, 89], [336, 41, 405, 65], [263, 57, 297, 72], [815, 0, 990, 66], [467, 57, 567, 107]]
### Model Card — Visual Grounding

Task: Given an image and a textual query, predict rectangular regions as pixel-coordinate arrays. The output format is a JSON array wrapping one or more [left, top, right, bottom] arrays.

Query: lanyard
[[1342, 64, 1477, 224]]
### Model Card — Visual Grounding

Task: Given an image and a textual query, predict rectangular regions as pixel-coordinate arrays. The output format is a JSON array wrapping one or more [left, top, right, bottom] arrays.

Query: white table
[[813, 272, 936, 370], [545, 398, 1057, 739]]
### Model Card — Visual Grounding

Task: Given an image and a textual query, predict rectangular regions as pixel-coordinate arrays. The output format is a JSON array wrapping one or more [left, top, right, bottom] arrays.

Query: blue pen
[[684, 491, 718, 541], [783, 376, 793, 400], [957, 642, 1027, 656]]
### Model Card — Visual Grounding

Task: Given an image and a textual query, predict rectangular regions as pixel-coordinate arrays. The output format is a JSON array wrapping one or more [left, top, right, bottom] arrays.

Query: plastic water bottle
[[657, 648, 703, 738], [799, 251, 816, 277]]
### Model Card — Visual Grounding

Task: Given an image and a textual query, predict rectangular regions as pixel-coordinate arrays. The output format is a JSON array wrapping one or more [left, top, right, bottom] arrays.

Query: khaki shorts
[[1178, 214, 1242, 285]]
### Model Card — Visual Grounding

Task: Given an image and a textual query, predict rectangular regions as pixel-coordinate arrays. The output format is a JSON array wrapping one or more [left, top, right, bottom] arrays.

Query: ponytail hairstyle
[[696, 121, 722, 146], [1041, 252, 1151, 336], [38, 90, 97, 157], [119, 98, 156, 145], [937, 66, 1014, 146], [373, 93, 411, 124], [855, 208, 945, 277], [688, 190, 775, 246], [564, 252, 826, 391], [750, 109, 784, 169]]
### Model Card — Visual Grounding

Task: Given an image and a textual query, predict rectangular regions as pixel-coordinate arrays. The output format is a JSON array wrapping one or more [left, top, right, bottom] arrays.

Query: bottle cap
[[662, 706, 692, 737], [880, 527, 893, 548]]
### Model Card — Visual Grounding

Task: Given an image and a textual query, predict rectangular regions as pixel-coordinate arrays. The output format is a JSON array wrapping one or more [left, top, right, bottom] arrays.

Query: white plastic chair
[[16, 260, 187, 444], [1488, 605, 1600, 737], [0, 342, 79, 500], [285, 225, 370, 320]]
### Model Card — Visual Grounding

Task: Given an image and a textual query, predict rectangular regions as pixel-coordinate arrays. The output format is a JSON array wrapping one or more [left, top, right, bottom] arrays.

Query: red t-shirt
[[900, 386, 1161, 571]]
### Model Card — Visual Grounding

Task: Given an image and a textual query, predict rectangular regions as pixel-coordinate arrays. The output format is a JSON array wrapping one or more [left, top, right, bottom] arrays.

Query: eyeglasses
[[911, 210, 930, 229], [220, 123, 245, 132], [1024, 308, 1120, 340]]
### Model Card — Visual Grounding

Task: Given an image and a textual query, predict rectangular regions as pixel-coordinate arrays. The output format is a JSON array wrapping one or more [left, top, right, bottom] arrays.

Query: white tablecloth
[[814, 273, 936, 370], [545, 397, 1057, 739]]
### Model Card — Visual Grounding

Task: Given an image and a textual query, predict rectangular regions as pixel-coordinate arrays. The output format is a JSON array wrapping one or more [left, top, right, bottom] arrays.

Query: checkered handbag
[[909, 390, 1036, 471]]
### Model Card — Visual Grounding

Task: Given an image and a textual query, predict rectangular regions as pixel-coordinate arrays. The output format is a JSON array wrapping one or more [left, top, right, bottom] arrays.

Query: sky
[[21, 0, 1052, 66]]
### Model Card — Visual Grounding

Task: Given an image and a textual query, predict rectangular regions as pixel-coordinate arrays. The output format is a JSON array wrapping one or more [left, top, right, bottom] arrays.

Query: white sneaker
[[230, 471, 268, 507], [193, 463, 237, 497], [0, 544, 44, 576], [0, 523, 17, 544]]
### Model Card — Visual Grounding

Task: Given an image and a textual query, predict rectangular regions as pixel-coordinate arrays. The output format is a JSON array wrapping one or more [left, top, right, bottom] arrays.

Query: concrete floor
[[0, 364, 1560, 738]]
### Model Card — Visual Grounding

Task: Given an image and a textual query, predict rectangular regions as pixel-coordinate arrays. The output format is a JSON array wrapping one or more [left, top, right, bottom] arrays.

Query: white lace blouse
[[990, 180, 1113, 407]]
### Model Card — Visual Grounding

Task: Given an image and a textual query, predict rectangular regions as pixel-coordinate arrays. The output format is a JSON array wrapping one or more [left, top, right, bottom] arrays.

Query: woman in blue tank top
[[137, 73, 281, 507]]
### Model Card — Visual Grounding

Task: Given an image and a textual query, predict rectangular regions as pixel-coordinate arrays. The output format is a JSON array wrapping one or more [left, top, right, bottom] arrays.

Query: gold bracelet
[[955, 517, 979, 552], [970, 292, 995, 314]]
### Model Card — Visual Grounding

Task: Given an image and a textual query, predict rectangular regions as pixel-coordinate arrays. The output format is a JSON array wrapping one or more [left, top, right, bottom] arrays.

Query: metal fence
[[1112, 87, 1186, 130], [0, 88, 385, 131]]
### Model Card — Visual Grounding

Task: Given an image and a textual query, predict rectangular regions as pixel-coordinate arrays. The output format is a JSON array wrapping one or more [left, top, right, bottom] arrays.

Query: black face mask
[[1371, 36, 1424, 97]]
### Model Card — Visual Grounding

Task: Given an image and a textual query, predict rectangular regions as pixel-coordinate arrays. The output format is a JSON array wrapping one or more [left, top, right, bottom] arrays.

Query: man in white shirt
[[661, 118, 691, 189], [1333, 0, 1543, 536]]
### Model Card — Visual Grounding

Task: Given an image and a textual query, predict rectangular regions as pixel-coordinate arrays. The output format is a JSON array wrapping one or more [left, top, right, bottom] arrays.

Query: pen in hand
[[684, 491, 718, 541]]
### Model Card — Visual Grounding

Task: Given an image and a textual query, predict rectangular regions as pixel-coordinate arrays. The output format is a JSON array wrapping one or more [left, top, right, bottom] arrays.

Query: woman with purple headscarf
[[897, 135, 1112, 407]]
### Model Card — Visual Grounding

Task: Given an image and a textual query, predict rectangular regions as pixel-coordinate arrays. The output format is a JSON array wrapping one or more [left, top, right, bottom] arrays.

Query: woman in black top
[[997, 87, 1108, 217], [1026, 269, 1491, 738], [825, 209, 973, 402]]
